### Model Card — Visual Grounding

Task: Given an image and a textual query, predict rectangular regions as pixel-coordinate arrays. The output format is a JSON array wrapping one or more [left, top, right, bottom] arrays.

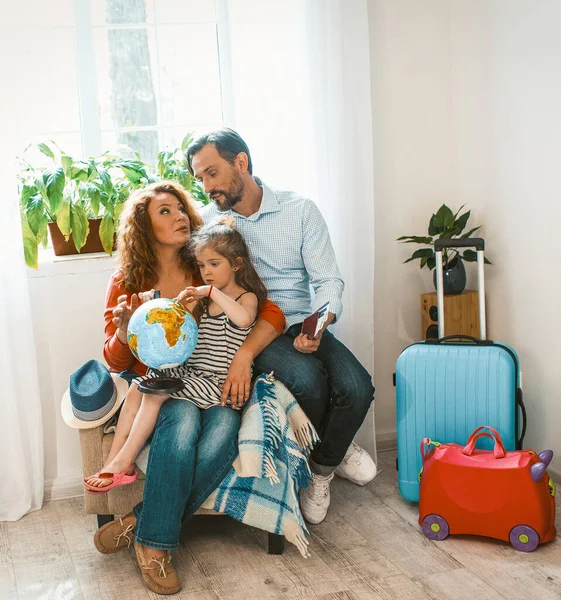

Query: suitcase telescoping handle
[[462, 426, 506, 458], [434, 237, 486, 339], [428, 334, 492, 346]]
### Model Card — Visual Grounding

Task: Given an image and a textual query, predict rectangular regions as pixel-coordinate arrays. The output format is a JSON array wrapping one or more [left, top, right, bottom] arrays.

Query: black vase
[[433, 256, 466, 295]]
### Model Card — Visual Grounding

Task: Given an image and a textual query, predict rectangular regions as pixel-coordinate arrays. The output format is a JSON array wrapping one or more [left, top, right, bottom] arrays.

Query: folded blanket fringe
[[254, 377, 283, 482]]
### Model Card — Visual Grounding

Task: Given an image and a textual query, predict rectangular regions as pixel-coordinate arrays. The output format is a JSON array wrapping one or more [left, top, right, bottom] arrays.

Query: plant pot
[[48, 219, 115, 257], [432, 256, 466, 295]]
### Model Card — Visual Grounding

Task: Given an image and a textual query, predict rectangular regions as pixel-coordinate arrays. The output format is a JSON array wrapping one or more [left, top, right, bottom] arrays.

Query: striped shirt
[[187, 308, 252, 377], [202, 178, 345, 330]]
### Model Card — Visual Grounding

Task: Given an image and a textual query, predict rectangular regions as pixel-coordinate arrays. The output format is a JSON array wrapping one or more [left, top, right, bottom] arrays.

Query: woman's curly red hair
[[116, 180, 203, 292]]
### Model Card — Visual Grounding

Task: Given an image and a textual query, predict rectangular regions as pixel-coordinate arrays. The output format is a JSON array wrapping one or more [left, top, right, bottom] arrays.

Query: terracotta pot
[[48, 219, 116, 257]]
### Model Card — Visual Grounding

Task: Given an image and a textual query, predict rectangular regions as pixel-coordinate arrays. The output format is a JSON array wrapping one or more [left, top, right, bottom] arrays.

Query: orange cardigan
[[103, 271, 286, 376]]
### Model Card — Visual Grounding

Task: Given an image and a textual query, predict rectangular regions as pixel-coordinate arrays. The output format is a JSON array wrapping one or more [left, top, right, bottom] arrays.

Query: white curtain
[[304, 0, 375, 370], [0, 42, 45, 520], [227, 0, 376, 452]]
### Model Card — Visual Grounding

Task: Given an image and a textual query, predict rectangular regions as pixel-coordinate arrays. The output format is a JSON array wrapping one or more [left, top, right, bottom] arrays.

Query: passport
[[301, 301, 330, 338]]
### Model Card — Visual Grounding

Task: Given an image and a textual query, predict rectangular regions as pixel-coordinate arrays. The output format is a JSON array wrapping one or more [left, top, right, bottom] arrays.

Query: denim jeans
[[253, 324, 375, 473], [132, 399, 240, 550]]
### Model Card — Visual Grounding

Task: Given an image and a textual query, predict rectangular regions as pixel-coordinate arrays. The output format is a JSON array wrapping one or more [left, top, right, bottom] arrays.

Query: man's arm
[[301, 200, 345, 322], [292, 200, 344, 354], [221, 298, 285, 408], [221, 319, 280, 408]]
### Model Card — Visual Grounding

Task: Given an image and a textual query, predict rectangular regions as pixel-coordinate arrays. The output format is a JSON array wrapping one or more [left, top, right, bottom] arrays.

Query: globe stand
[[137, 376, 185, 396]]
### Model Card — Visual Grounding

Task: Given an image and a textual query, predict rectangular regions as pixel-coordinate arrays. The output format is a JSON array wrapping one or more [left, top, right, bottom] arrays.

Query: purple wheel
[[509, 525, 540, 552], [422, 514, 450, 541]]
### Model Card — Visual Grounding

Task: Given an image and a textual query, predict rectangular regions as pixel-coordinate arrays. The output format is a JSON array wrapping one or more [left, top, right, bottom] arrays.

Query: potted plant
[[155, 133, 209, 207], [18, 135, 208, 269], [18, 141, 137, 268], [397, 204, 491, 294]]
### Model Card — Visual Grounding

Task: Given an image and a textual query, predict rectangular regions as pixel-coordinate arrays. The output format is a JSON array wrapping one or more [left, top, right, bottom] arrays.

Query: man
[[187, 128, 376, 524]]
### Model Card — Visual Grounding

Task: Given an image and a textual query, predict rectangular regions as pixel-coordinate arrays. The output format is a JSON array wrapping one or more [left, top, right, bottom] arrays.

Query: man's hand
[[294, 311, 335, 354], [222, 348, 253, 410], [293, 330, 324, 354], [113, 294, 139, 341]]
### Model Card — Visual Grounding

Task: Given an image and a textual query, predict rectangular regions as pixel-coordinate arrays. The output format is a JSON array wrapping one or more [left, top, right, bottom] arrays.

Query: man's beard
[[212, 173, 244, 212]]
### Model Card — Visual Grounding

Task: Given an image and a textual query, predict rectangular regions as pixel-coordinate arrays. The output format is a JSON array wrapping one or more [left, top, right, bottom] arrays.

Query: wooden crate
[[421, 289, 480, 339]]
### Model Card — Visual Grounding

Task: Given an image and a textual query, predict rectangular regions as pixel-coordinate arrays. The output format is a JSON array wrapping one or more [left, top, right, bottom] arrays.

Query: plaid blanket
[[135, 373, 319, 557], [200, 373, 319, 557]]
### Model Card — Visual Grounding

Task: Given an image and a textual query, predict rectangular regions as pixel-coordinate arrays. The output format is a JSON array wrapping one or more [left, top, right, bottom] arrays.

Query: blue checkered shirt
[[201, 178, 344, 331]]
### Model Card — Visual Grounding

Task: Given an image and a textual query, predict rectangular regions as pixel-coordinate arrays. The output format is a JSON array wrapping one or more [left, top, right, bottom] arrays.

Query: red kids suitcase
[[419, 426, 556, 552]]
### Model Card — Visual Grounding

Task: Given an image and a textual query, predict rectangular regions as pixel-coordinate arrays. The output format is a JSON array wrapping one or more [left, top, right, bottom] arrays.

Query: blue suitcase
[[395, 238, 526, 502]]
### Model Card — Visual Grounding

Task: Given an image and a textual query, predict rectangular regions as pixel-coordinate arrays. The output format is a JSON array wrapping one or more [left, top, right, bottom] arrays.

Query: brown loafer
[[93, 512, 136, 554], [134, 541, 181, 595]]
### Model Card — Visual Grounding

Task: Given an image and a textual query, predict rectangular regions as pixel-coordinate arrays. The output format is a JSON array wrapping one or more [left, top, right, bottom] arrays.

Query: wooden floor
[[2, 450, 560, 600]]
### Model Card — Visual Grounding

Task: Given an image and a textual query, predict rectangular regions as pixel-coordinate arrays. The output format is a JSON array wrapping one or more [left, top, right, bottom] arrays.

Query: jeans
[[253, 324, 375, 473], [132, 399, 240, 550]]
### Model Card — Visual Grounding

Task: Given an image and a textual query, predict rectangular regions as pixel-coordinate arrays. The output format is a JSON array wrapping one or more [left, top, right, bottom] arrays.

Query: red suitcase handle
[[462, 426, 506, 458]]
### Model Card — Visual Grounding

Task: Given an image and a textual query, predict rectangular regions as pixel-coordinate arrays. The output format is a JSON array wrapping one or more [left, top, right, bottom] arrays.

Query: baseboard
[[43, 476, 84, 503], [376, 429, 397, 452]]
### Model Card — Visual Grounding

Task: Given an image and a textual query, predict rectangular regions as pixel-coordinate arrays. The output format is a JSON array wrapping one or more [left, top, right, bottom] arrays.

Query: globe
[[127, 298, 198, 370]]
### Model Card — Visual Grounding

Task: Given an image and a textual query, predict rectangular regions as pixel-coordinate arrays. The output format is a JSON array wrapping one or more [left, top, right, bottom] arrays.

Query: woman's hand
[[176, 285, 211, 306], [112, 294, 139, 343], [222, 347, 252, 409]]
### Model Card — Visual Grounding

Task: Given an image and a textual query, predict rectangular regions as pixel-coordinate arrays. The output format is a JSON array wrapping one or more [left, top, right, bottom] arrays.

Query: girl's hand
[[138, 289, 157, 304], [176, 285, 211, 306]]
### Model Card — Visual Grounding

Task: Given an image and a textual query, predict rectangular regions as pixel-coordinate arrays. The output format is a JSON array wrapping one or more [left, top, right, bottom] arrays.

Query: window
[[16, 0, 231, 163]]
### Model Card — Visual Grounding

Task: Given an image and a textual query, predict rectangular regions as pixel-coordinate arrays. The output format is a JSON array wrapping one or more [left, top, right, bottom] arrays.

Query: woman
[[96, 181, 285, 595]]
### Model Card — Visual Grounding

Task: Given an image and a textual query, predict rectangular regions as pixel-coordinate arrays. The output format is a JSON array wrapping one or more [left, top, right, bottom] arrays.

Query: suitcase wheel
[[509, 525, 540, 552], [421, 515, 449, 541]]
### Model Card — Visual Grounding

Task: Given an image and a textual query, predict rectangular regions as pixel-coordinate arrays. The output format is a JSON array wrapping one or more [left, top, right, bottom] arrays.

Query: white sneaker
[[300, 472, 335, 525], [334, 442, 377, 486]]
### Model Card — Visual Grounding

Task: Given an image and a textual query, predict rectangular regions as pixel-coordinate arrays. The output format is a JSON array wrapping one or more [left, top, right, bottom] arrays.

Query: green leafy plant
[[156, 133, 209, 206], [18, 134, 208, 269], [397, 204, 491, 270]]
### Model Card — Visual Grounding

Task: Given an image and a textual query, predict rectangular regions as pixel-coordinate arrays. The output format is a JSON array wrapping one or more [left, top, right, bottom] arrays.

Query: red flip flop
[[84, 466, 137, 494]]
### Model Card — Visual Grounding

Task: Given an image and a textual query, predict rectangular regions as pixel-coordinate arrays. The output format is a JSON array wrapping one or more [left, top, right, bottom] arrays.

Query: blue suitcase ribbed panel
[[396, 342, 519, 502]]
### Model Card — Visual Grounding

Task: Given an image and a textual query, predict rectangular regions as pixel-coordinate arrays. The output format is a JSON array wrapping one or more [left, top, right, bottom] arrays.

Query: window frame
[[73, 0, 234, 159]]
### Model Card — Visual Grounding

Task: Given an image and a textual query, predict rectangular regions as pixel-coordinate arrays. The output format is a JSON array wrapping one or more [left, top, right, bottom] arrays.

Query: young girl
[[84, 220, 268, 492]]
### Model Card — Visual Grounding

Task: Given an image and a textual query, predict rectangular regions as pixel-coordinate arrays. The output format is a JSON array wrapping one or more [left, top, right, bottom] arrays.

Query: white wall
[[370, 0, 561, 474], [369, 0, 455, 448], [27, 254, 114, 499], [449, 0, 561, 472]]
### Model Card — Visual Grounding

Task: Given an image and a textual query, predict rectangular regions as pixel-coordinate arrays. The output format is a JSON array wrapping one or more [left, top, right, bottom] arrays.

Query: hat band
[[72, 386, 117, 422]]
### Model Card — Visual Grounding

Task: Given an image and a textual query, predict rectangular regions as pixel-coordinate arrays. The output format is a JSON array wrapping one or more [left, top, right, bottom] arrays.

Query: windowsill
[[26, 248, 117, 279]]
